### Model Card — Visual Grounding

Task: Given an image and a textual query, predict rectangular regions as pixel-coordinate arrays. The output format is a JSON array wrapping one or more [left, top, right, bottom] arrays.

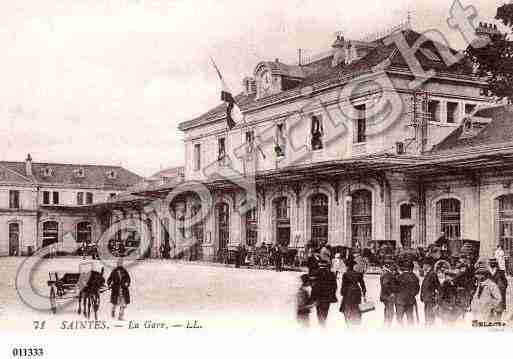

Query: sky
[[0, 0, 505, 177]]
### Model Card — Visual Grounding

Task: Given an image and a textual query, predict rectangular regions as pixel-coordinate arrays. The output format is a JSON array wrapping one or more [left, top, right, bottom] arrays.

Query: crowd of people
[[296, 243, 510, 328], [297, 245, 368, 327]]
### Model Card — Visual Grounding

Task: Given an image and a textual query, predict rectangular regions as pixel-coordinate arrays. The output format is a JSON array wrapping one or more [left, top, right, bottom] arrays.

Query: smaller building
[[0, 154, 142, 256]]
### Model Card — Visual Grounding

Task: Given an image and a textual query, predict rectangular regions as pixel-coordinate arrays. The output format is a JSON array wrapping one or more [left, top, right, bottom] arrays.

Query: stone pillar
[[345, 195, 352, 247]]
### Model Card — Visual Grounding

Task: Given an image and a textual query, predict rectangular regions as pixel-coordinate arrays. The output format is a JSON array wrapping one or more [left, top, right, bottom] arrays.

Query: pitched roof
[[179, 29, 476, 131], [431, 105, 513, 154], [0, 161, 142, 188], [148, 166, 184, 180]]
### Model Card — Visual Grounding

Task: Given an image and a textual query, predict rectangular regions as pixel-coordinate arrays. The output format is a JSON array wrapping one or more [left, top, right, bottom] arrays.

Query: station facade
[[4, 24, 513, 263]]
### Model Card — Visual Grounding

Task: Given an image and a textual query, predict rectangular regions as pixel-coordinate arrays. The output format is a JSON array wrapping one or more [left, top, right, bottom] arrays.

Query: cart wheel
[[49, 286, 57, 314]]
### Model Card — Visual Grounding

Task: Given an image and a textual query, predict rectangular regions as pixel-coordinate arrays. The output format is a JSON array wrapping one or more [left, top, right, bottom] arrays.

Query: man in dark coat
[[340, 259, 366, 326], [161, 239, 171, 259], [273, 245, 282, 272], [420, 258, 439, 326], [310, 260, 337, 327], [380, 258, 398, 327], [395, 259, 420, 326], [107, 258, 131, 320], [306, 249, 320, 276]]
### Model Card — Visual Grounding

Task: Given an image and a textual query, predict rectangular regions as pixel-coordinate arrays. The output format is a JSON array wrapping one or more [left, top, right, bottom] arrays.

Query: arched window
[[273, 197, 290, 246], [9, 223, 20, 256], [42, 221, 59, 247], [437, 198, 461, 240], [311, 193, 329, 247], [352, 190, 372, 248], [76, 222, 92, 244]]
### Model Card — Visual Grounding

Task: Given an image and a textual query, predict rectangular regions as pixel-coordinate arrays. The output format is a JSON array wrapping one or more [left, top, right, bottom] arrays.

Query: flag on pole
[[210, 57, 243, 130]]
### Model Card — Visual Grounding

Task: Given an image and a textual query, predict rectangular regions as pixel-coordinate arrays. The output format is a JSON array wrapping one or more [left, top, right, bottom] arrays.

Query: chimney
[[475, 21, 502, 43], [25, 153, 33, 176], [331, 33, 347, 67], [242, 77, 257, 96]]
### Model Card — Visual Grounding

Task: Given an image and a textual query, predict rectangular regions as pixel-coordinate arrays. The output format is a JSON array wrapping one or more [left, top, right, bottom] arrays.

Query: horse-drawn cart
[[47, 266, 108, 318]]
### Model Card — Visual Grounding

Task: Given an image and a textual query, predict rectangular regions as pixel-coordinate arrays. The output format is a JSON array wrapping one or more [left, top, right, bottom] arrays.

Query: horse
[[78, 268, 106, 320]]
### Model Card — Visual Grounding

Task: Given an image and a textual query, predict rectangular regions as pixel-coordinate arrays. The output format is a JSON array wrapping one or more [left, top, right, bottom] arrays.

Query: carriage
[[47, 264, 108, 318]]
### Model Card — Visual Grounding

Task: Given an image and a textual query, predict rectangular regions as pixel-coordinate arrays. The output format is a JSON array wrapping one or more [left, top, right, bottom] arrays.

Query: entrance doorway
[[400, 225, 413, 248], [216, 203, 230, 251], [351, 190, 372, 248], [42, 221, 59, 247], [273, 197, 290, 246], [310, 193, 329, 247], [9, 223, 20, 256]]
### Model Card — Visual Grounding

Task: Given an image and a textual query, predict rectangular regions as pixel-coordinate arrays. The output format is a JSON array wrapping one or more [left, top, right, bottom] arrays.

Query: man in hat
[[310, 260, 337, 327], [395, 259, 420, 326], [472, 261, 501, 322], [489, 258, 508, 320], [436, 261, 454, 324], [107, 258, 131, 321], [421, 258, 440, 326], [453, 257, 475, 319], [380, 257, 398, 326]]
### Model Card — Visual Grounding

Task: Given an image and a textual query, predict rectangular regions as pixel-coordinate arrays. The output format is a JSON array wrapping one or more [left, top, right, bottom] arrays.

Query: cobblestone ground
[[1, 257, 512, 332]]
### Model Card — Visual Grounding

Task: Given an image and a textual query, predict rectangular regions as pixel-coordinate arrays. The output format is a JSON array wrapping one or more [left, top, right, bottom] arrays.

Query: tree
[[466, 4, 513, 103]]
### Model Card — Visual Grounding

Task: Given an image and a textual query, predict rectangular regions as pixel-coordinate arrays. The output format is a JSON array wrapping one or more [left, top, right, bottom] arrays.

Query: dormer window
[[260, 70, 273, 97], [41, 167, 53, 177], [310, 115, 324, 150], [106, 170, 117, 179], [74, 167, 86, 178]]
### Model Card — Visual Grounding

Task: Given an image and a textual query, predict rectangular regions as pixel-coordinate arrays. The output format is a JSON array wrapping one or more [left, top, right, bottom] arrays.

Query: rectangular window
[[354, 104, 366, 143], [447, 102, 459, 123], [86, 192, 93, 204], [465, 103, 476, 115], [43, 191, 50, 205], [194, 143, 201, 171], [310, 115, 324, 150], [52, 191, 59, 205], [428, 100, 440, 122], [275, 124, 286, 157], [9, 190, 20, 209], [218, 138, 226, 162], [77, 192, 84, 205], [245, 130, 255, 153]]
